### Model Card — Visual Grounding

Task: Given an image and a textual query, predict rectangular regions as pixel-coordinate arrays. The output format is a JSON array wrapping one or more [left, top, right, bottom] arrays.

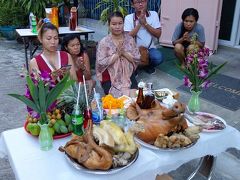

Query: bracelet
[[144, 22, 148, 26]]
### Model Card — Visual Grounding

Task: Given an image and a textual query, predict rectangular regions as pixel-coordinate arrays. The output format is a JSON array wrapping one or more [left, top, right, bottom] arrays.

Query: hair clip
[[43, 18, 51, 24]]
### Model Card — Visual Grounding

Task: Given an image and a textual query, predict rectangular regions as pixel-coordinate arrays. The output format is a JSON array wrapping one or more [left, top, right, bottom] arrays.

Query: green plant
[[0, 0, 64, 18], [57, 83, 88, 115], [0, 2, 28, 26], [94, 0, 129, 24], [9, 73, 74, 124]]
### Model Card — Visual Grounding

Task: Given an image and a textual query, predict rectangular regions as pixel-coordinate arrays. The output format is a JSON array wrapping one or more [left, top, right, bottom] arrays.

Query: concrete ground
[[0, 18, 240, 180]]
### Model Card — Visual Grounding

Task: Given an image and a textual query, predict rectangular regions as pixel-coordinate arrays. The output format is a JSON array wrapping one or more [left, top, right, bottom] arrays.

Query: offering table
[[1, 124, 240, 180]]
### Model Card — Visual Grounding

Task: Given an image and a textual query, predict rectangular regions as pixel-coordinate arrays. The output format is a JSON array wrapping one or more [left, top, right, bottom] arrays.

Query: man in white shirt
[[124, 0, 164, 74]]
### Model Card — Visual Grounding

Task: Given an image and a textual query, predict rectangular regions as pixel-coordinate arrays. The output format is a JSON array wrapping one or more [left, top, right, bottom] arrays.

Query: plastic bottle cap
[[94, 93, 101, 100], [71, 7, 77, 12], [138, 81, 145, 88], [75, 109, 80, 115]]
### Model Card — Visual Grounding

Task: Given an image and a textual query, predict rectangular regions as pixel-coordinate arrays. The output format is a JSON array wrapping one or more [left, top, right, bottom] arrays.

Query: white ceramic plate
[[184, 112, 226, 133], [65, 149, 139, 174], [134, 136, 197, 151]]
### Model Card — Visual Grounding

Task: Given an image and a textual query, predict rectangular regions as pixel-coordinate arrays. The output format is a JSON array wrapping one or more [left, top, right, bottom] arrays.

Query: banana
[[98, 121, 142, 154], [93, 125, 115, 148], [115, 122, 144, 154], [100, 120, 128, 146], [114, 131, 137, 154]]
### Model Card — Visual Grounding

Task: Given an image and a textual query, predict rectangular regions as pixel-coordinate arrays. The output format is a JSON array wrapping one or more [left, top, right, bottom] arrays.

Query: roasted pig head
[[126, 100, 188, 144]]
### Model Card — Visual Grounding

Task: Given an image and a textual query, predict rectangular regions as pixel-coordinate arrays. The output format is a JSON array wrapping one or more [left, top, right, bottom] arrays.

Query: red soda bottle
[[83, 108, 92, 129], [69, 7, 77, 31]]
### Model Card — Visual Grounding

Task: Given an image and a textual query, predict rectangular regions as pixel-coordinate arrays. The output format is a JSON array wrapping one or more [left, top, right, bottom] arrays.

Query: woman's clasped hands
[[116, 40, 124, 57], [76, 56, 86, 71]]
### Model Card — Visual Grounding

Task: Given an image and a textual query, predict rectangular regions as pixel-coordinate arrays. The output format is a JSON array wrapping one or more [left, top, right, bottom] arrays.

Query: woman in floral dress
[[96, 11, 140, 97]]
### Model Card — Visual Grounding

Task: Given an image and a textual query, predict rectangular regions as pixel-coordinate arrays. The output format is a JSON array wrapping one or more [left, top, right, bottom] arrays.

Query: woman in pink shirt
[[96, 11, 140, 97]]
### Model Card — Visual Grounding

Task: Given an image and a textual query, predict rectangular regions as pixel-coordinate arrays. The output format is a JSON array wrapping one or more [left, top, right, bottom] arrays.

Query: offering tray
[[24, 121, 71, 139], [64, 149, 139, 174], [135, 137, 197, 151]]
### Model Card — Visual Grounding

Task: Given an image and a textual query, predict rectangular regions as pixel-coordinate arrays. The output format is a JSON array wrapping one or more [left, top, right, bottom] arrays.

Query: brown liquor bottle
[[142, 83, 155, 109], [136, 81, 145, 109]]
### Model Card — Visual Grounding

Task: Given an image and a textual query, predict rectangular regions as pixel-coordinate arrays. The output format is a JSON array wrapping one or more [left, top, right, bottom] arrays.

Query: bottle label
[[92, 111, 100, 124], [72, 114, 83, 125], [72, 118, 77, 125], [72, 114, 84, 136]]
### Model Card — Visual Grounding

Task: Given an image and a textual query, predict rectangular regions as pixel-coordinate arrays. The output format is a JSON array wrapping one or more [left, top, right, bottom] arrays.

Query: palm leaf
[[118, 6, 125, 16], [38, 80, 46, 112], [45, 74, 70, 109], [8, 94, 39, 113], [26, 75, 39, 107]]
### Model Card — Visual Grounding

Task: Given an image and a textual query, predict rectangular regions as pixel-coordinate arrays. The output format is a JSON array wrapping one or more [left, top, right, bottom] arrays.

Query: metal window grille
[[83, 0, 161, 19]]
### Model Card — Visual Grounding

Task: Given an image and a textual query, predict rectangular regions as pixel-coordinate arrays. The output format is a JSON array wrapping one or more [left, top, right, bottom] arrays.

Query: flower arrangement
[[178, 35, 227, 92], [9, 71, 73, 125]]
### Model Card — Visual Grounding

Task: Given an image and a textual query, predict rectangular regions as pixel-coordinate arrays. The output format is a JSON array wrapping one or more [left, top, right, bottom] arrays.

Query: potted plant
[[94, 0, 129, 24]]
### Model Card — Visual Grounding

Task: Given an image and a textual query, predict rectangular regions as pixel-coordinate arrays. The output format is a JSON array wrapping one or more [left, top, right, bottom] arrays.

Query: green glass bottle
[[72, 105, 84, 136], [31, 16, 37, 34]]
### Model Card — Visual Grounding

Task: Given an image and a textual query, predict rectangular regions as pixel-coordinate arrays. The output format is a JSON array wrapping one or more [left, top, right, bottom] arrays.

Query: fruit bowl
[[24, 121, 71, 139]]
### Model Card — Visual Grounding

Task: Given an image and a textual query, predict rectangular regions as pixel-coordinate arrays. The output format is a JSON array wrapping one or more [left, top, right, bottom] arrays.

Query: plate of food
[[154, 88, 179, 101], [134, 125, 201, 151], [64, 149, 138, 174], [59, 120, 140, 174], [126, 99, 201, 151], [184, 112, 226, 132]]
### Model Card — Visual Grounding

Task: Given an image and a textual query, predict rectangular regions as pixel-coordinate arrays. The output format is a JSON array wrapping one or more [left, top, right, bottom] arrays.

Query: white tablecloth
[[1, 125, 240, 180]]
